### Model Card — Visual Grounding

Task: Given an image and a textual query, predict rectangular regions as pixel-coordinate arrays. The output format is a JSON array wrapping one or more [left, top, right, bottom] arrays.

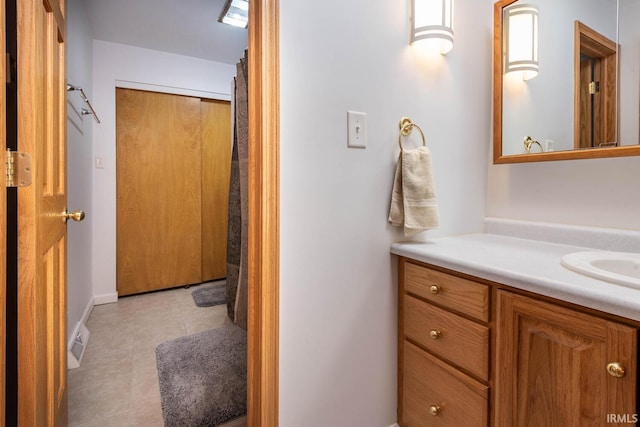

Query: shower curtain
[[226, 51, 248, 330]]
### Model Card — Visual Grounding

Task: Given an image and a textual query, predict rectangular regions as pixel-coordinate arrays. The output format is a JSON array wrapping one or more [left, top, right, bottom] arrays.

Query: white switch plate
[[95, 156, 104, 169], [347, 110, 367, 148]]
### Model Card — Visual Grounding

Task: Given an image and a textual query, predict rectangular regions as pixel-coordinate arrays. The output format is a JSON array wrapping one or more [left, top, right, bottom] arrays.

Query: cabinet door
[[496, 290, 637, 427]]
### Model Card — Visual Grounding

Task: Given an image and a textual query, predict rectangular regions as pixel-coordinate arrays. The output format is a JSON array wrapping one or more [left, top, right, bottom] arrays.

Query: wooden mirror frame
[[493, 0, 640, 164]]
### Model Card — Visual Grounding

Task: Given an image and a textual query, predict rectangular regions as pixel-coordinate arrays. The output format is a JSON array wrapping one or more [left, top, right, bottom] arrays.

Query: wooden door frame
[[247, 0, 279, 425], [573, 20, 618, 149], [0, 0, 6, 422]]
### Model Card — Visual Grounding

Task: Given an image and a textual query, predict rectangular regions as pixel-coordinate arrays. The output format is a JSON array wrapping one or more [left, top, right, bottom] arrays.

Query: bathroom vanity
[[393, 232, 640, 426]]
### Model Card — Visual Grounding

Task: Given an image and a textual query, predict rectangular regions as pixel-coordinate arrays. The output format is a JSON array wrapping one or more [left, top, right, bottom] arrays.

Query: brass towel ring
[[398, 117, 426, 151]]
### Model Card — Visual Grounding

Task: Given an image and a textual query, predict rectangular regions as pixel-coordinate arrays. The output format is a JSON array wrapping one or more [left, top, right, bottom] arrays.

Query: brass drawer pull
[[607, 362, 626, 378], [430, 285, 440, 295], [429, 405, 441, 416], [429, 329, 442, 340]]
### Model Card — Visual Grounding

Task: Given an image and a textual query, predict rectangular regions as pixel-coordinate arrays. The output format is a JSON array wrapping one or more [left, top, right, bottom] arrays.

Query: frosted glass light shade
[[411, 0, 454, 54], [504, 4, 539, 80], [219, 0, 249, 28]]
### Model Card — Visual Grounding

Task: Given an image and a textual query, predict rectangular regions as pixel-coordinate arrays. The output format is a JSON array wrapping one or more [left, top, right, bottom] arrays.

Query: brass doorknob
[[430, 330, 442, 340], [607, 362, 626, 378], [63, 209, 85, 223], [430, 285, 440, 295]]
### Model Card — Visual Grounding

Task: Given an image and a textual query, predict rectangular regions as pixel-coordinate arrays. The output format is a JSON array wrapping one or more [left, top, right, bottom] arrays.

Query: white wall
[[91, 41, 237, 302], [619, 0, 640, 146], [66, 0, 95, 344], [487, 155, 640, 230], [279, 0, 492, 425]]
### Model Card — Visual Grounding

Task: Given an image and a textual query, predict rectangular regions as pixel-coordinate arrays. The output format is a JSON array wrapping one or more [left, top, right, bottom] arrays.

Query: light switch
[[347, 110, 367, 148], [95, 156, 104, 169]]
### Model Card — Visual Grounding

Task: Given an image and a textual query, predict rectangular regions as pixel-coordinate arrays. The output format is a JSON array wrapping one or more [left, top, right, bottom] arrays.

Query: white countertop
[[391, 233, 640, 322]]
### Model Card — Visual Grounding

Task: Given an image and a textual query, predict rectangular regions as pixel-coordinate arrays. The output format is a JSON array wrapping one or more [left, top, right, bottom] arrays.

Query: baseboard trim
[[94, 292, 118, 305], [389, 423, 400, 427]]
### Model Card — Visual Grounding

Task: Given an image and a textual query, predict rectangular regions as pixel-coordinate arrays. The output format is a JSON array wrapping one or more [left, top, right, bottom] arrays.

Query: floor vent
[[68, 323, 90, 369]]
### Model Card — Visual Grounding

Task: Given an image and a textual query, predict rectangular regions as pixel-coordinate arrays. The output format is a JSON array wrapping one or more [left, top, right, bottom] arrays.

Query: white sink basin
[[561, 251, 640, 289]]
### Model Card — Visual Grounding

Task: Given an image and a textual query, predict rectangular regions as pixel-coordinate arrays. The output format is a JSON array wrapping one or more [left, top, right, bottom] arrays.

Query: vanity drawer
[[404, 294, 490, 380], [403, 340, 488, 427], [404, 261, 489, 322]]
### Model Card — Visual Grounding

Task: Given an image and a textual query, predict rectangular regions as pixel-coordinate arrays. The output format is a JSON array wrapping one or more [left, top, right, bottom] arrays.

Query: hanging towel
[[388, 146, 439, 236]]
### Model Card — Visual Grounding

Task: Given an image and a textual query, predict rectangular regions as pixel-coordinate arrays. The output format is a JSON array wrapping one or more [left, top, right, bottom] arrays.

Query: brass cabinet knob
[[429, 405, 441, 416], [429, 330, 442, 340], [430, 285, 440, 295], [63, 209, 85, 223], [607, 362, 626, 378]]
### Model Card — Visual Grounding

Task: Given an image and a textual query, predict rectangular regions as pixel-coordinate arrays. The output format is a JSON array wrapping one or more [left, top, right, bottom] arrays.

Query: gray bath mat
[[192, 281, 227, 307], [155, 324, 247, 426]]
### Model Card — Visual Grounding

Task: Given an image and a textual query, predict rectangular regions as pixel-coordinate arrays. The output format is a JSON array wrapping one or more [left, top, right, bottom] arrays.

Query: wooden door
[[574, 21, 618, 150], [495, 290, 637, 427], [0, 0, 6, 422], [16, 0, 68, 425], [578, 59, 594, 148], [116, 88, 203, 295], [201, 99, 231, 281]]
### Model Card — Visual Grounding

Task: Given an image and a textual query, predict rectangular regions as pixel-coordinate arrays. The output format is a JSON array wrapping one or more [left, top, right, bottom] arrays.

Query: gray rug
[[192, 281, 227, 307], [155, 324, 247, 426]]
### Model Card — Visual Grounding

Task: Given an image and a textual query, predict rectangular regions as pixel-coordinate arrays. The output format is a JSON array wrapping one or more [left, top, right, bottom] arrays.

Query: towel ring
[[398, 117, 426, 151]]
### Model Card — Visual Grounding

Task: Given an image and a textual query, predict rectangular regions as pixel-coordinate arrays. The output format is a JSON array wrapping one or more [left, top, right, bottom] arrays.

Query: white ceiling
[[84, 0, 248, 65]]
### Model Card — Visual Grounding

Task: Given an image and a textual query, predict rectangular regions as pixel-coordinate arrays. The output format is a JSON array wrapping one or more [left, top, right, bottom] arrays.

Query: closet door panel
[[116, 88, 202, 295]]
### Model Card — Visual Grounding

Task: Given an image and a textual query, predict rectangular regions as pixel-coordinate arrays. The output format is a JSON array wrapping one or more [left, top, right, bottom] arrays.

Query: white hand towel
[[388, 146, 439, 236]]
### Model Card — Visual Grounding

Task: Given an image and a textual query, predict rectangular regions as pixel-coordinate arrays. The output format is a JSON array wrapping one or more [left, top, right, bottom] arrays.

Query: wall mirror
[[493, 0, 640, 163]]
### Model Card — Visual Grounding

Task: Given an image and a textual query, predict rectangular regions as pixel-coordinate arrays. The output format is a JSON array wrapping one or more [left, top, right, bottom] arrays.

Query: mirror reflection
[[619, 0, 640, 149], [495, 0, 640, 162]]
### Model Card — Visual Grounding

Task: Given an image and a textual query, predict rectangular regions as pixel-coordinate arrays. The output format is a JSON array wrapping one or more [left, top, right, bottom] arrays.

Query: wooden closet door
[[201, 99, 232, 281], [116, 89, 202, 296]]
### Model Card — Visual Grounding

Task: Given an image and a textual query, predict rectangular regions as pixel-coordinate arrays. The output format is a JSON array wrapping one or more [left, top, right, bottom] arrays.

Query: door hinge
[[588, 81, 600, 95], [6, 149, 32, 187]]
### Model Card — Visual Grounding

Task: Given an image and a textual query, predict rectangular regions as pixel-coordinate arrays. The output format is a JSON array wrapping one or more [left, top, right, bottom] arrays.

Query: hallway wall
[[66, 0, 95, 345], [90, 41, 237, 303]]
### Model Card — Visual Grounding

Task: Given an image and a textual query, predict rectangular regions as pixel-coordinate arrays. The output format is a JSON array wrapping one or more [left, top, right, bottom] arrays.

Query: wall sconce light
[[410, 0, 454, 55], [504, 4, 539, 80]]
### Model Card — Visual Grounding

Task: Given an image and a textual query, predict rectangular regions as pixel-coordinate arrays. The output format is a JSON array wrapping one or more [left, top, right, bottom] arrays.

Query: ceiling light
[[219, 0, 249, 29]]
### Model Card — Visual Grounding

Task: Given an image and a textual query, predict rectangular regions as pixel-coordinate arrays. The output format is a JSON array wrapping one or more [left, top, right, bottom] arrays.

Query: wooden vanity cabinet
[[398, 258, 490, 426], [397, 257, 639, 427], [495, 290, 637, 427]]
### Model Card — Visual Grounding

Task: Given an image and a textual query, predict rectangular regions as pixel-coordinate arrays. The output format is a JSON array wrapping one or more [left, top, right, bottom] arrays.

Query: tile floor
[[68, 283, 247, 427]]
